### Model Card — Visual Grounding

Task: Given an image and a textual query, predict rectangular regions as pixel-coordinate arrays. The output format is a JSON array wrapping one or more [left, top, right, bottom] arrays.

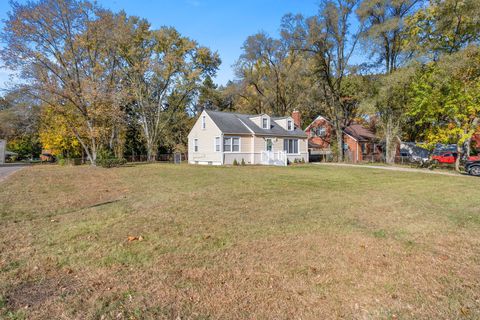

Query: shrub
[[96, 157, 127, 168], [241, 158, 246, 166], [57, 154, 66, 166], [232, 159, 238, 166]]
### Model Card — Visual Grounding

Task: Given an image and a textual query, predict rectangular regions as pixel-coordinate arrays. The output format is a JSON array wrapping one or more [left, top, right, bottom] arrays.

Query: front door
[[266, 139, 273, 152]]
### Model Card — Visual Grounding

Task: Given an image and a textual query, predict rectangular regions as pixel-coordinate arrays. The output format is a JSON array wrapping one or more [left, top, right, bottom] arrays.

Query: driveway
[[0, 165, 24, 183], [314, 162, 472, 177]]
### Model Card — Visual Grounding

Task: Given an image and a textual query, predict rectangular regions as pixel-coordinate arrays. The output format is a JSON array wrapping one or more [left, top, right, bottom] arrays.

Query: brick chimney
[[292, 110, 301, 128]]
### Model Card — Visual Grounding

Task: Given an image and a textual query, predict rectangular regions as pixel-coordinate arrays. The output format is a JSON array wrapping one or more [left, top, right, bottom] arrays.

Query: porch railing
[[261, 151, 287, 166]]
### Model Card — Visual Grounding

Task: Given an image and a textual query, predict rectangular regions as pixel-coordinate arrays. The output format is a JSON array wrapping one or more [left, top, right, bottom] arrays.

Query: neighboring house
[[188, 110, 308, 165], [305, 116, 382, 163], [0, 139, 5, 164]]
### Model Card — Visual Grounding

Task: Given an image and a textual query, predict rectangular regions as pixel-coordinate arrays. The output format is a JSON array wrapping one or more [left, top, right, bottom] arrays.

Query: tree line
[[1, 0, 479, 170], [0, 0, 220, 164]]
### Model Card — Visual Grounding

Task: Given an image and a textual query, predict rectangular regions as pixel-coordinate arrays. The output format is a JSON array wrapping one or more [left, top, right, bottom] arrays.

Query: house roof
[[343, 124, 376, 142], [205, 110, 307, 138], [305, 115, 376, 142]]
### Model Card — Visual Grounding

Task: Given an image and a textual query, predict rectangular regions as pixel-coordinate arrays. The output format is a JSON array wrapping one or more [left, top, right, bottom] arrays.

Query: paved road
[[0, 166, 24, 183], [314, 162, 474, 177]]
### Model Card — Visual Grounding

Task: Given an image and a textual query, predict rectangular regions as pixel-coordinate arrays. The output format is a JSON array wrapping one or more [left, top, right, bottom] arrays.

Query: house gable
[[273, 117, 295, 131], [305, 116, 333, 149], [188, 110, 222, 138]]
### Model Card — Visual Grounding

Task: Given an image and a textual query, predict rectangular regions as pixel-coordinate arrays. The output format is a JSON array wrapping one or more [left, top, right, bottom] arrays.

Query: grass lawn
[[0, 164, 479, 319]]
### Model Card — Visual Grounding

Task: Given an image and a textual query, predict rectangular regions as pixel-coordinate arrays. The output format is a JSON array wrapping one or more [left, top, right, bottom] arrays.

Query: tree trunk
[[455, 143, 463, 172], [333, 119, 344, 162], [464, 138, 471, 162], [385, 116, 396, 164], [146, 138, 157, 162]]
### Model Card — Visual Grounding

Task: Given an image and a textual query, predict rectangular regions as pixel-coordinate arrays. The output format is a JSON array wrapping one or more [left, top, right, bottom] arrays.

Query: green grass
[[0, 163, 479, 319]]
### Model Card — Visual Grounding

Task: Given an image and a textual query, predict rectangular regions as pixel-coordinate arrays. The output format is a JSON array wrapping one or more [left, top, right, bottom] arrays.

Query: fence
[[309, 152, 428, 166], [35, 153, 188, 165], [125, 153, 188, 163]]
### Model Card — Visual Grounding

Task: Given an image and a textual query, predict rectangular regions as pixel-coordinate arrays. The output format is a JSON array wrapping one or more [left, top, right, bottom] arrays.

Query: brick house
[[305, 116, 382, 163]]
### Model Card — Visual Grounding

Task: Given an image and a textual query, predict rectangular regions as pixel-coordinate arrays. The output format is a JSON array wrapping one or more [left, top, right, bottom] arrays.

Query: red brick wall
[[344, 135, 360, 163], [292, 110, 301, 128], [307, 118, 363, 162], [306, 118, 333, 149]]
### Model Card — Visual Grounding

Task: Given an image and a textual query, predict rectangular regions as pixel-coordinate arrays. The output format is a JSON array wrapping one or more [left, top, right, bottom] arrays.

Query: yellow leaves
[[39, 105, 82, 156]]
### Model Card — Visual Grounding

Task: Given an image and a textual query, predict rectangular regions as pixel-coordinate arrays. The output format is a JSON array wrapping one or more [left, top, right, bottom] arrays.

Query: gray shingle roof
[[205, 110, 307, 138]]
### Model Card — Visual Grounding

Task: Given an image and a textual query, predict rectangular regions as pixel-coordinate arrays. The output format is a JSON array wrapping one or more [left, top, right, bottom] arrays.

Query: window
[[223, 137, 231, 152], [201, 115, 206, 129], [262, 117, 269, 129], [316, 126, 326, 138], [287, 120, 293, 131], [232, 137, 240, 152], [193, 139, 198, 152], [215, 137, 221, 152], [283, 139, 298, 154], [223, 137, 240, 152]]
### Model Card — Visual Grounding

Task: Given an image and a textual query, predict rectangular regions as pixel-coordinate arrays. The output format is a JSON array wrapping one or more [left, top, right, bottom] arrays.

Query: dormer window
[[262, 117, 269, 129], [287, 119, 293, 131]]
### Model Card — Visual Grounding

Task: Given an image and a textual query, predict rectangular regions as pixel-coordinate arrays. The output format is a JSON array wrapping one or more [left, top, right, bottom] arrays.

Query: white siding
[[273, 117, 295, 131], [223, 134, 253, 164], [187, 111, 308, 165], [188, 111, 223, 165], [252, 136, 308, 164]]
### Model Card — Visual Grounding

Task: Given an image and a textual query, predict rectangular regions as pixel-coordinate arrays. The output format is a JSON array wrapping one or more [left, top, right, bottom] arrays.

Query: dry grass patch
[[0, 163, 479, 319]]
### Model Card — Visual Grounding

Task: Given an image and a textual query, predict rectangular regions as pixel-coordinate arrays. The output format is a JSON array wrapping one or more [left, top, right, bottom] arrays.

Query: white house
[[187, 110, 308, 166], [0, 139, 5, 164]]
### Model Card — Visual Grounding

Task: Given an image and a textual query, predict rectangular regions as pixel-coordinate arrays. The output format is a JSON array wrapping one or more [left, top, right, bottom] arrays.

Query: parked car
[[465, 160, 480, 176], [431, 152, 458, 164]]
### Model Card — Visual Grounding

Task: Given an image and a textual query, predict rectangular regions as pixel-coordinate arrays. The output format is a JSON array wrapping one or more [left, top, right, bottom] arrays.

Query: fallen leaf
[[460, 307, 470, 316]]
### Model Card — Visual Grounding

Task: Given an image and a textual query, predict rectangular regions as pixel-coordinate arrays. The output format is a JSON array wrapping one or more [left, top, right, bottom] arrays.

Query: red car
[[431, 152, 457, 164], [431, 152, 480, 164]]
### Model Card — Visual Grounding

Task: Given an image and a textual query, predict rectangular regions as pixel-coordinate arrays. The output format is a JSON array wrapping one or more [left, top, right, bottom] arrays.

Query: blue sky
[[0, 0, 325, 89]]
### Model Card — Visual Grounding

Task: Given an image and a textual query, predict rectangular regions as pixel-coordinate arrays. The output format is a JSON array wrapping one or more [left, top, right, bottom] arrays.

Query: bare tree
[[358, 0, 422, 163], [1, 0, 126, 165], [282, 0, 364, 161], [115, 15, 220, 161]]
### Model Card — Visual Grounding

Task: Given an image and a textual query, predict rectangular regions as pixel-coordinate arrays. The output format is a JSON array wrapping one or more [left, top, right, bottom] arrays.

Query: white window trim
[[265, 138, 273, 151], [201, 115, 206, 130], [214, 136, 221, 152], [287, 119, 293, 131], [193, 138, 199, 152], [262, 116, 270, 129], [223, 136, 241, 153], [284, 138, 300, 155]]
